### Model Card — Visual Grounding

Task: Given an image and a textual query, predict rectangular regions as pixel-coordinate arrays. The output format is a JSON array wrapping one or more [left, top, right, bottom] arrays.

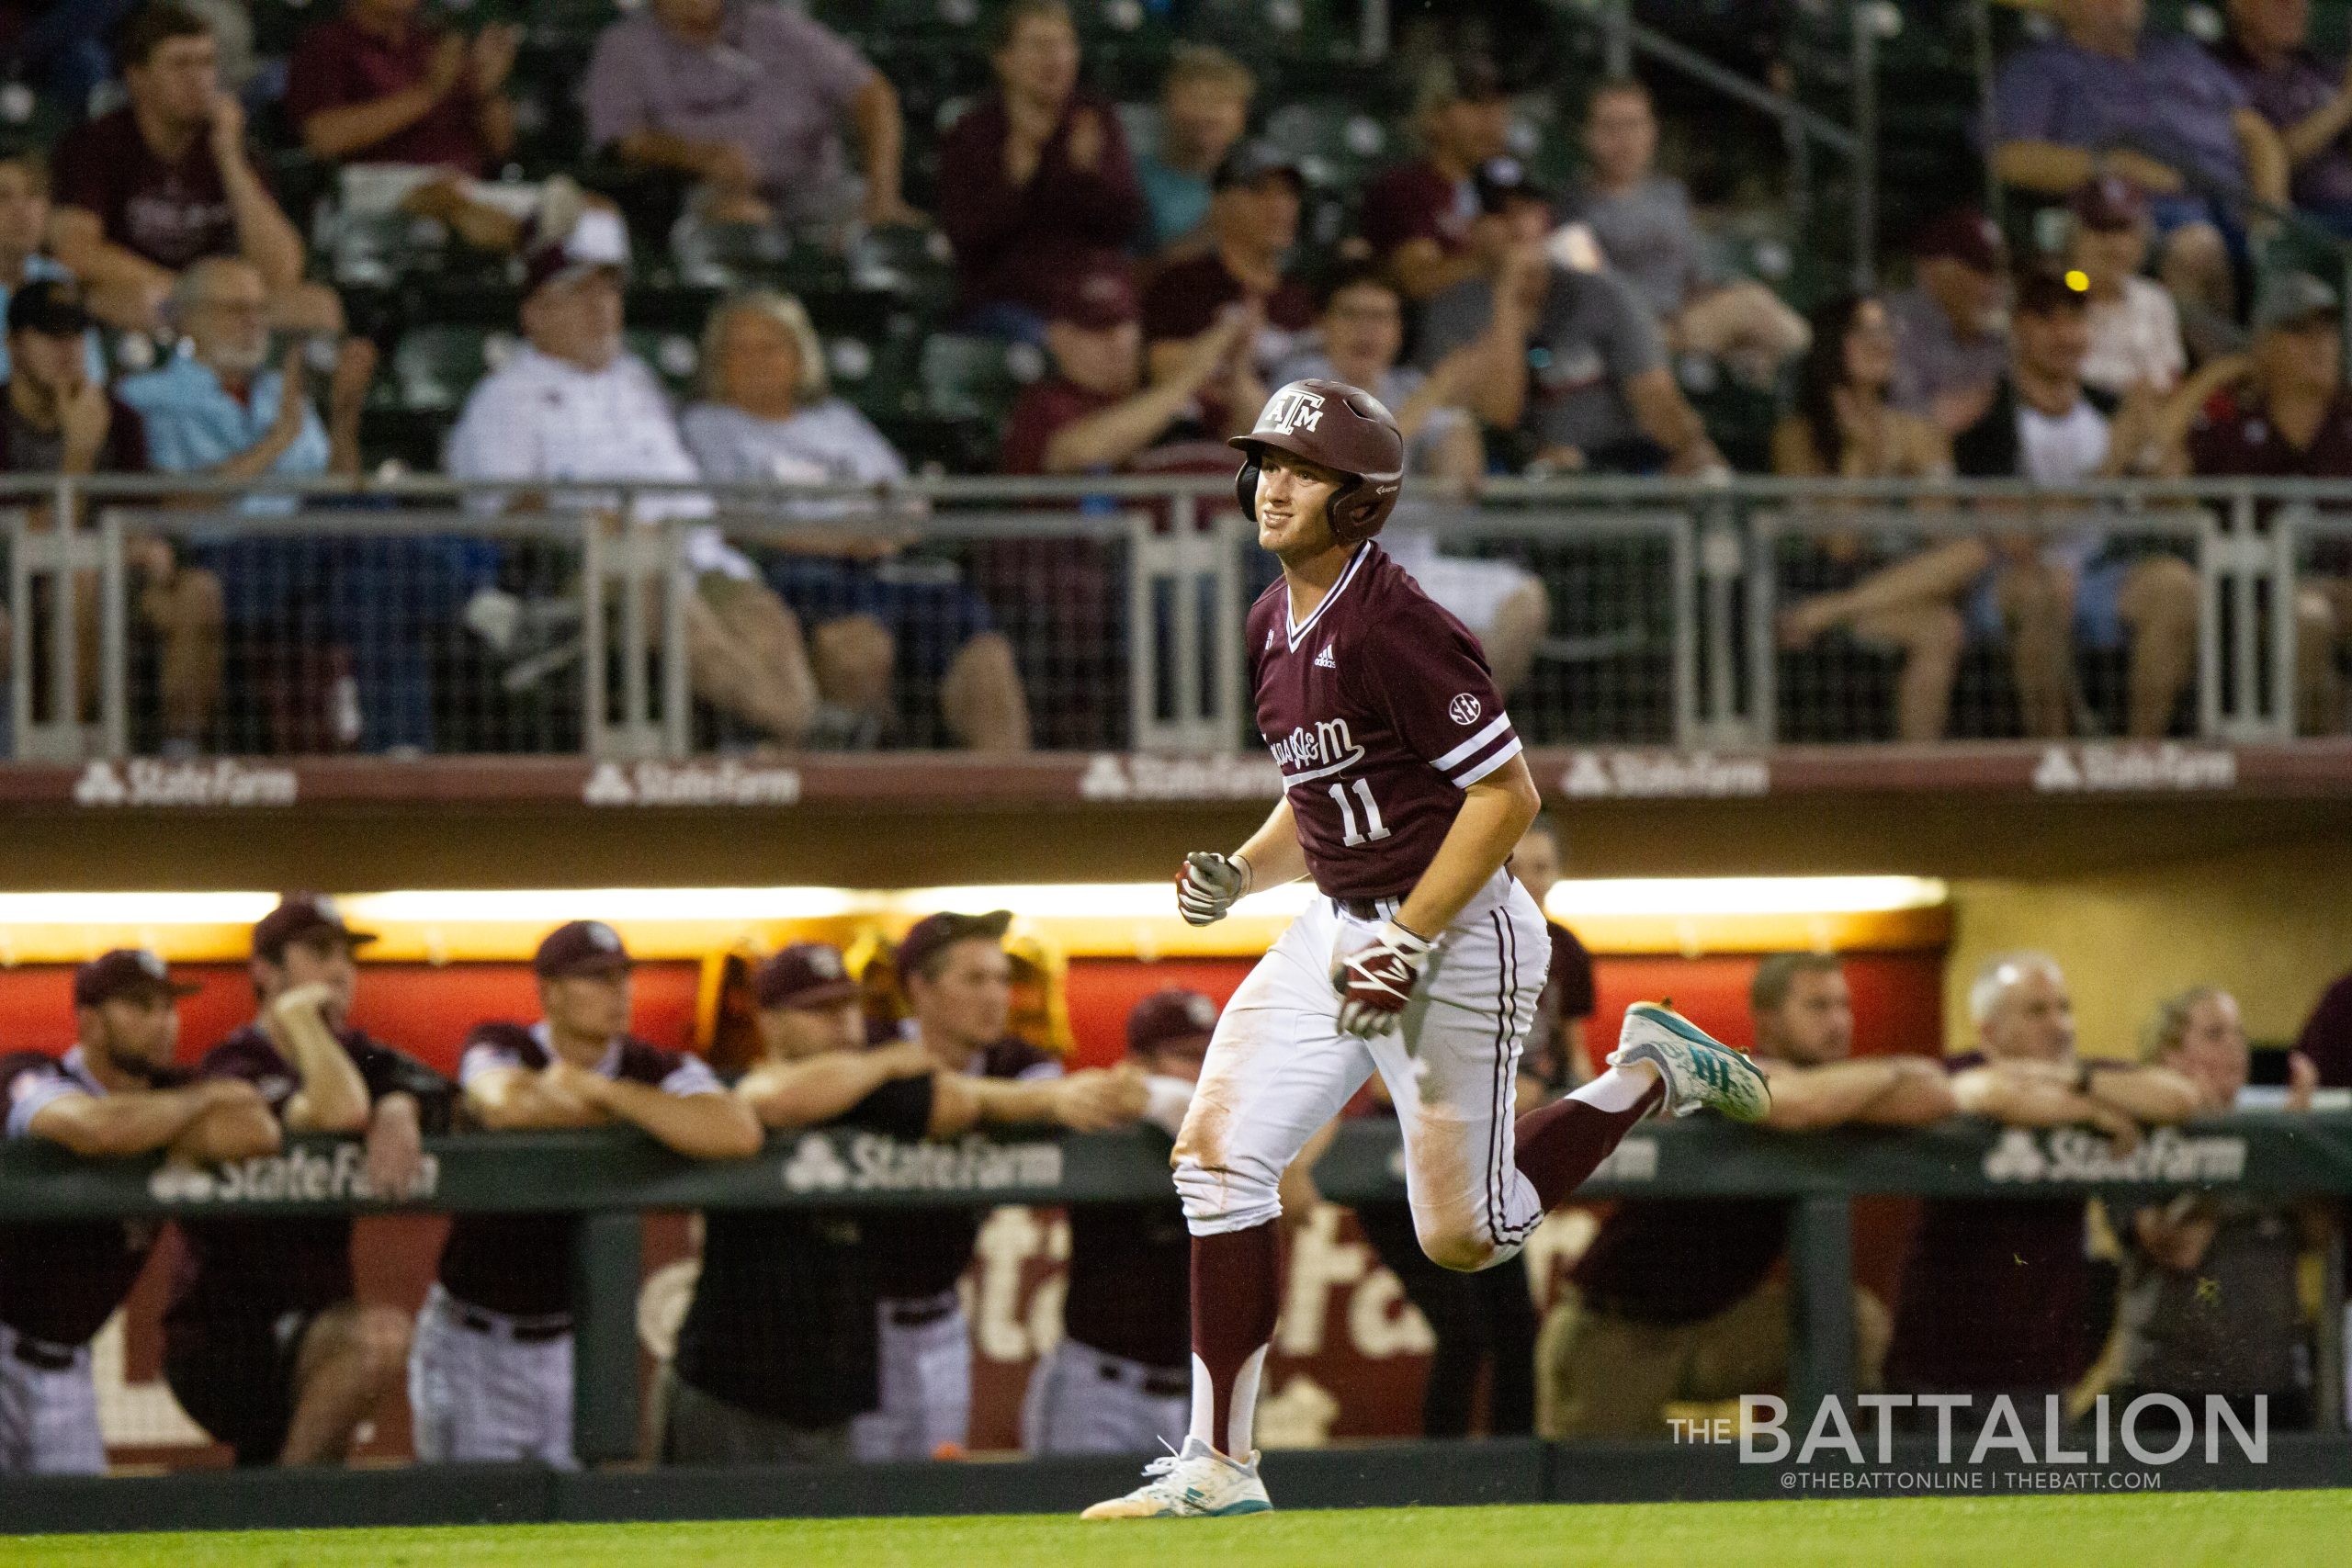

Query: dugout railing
[[3, 473, 2347, 761], [0, 1111, 2346, 1488]]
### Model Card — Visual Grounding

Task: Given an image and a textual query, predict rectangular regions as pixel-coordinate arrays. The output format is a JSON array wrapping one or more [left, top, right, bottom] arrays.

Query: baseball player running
[[0, 951, 277, 1472], [413, 920, 762, 1467], [1085, 379, 1770, 1518]]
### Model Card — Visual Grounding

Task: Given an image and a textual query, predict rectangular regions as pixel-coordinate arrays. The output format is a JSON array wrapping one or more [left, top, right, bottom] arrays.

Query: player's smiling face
[[1254, 448, 1344, 558]]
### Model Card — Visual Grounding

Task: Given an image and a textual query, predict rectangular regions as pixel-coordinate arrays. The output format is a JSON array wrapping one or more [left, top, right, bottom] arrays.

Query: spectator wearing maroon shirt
[[287, 0, 515, 177], [163, 895, 451, 1468], [1001, 258, 1256, 477], [49, 4, 340, 335], [585, 0, 915, 231], [938, 0, 1143, 341], [1886, 953, 2198, 1419], [992, 261, 1246, 746], [1360, 54, 1516, 302], [2186, 270, 2352, 733], [2216, 0, 2352, 234], [1539, 954, 1952, 1438], [0, 951, 274, 1474], [284, 0, 526, 254], [1142, 143, 1316, 402], [2295, 968, 2352, 1087]]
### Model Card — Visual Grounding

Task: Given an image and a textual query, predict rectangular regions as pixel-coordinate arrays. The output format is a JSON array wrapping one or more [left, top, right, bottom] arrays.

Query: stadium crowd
[[0, 0, 2341, 753], [2, 840, 2346, 1472]]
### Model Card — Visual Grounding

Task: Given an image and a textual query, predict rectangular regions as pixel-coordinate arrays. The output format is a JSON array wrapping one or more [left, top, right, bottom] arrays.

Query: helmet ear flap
[[1233, 453, 1262, 519]]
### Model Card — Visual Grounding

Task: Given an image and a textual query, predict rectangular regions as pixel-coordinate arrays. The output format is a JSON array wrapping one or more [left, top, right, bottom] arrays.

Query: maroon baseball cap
[[1126, 987, 1220, 1056], [896, 909, 1012, 984], [533, 919, 631, 979], [2013, 261, 2091, 319], [74, 948, 199, 1009], [754, 942, 860, 1010], [1049, 255, 1139, 331], [1911, 209, 2005, 274], [253, 893, 378, 963]]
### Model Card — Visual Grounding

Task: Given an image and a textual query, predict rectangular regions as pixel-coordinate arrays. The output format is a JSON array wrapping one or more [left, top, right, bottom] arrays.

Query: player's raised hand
[[1334, 921, 1432, 1038], [1176, 851, 1251, 926]]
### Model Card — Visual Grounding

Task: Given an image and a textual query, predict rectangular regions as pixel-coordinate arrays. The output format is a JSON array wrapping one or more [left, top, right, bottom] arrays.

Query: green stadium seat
[[919, 334, 1045, 423], [1261, 100, 1392, 194], [390, 324, 511, 413]]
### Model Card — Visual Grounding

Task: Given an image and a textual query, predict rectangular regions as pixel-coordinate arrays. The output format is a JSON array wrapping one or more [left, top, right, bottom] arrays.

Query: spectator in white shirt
[[682, 291, 1031, 750], [2068, 175, 2187, 397], [444, 210, 820, 745]]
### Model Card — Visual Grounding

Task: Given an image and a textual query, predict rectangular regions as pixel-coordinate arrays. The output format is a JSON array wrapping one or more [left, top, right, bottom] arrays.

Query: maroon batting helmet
[[1229, 378, 1406, 546]]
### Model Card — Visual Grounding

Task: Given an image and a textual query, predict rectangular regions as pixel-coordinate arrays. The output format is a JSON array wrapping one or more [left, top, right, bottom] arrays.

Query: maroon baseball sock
[[1188, 1221, 1282, 1461], [1513, 1068, 1667, 1209]]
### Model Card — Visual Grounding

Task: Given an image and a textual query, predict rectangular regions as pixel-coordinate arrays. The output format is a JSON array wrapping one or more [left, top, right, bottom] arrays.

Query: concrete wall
[[1944, 829, 2352, 1057]]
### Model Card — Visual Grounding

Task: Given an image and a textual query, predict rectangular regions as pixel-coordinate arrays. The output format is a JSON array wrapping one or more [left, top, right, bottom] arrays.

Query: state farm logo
[[779, 1132, 1063, 1194], [1078, 753, 1283, 802], [1560, 750, 1770, 799], [1447, 694, 1481, 725], [74, 759, 298, 807], [1261, 385, 1326, 435], [2031, 744, 2237, 794], [145, 1145, 441, 1204], [781, 1134, 851, 1192], [1982, 1126, 2246, 1184], [582, 759, 801, 807]]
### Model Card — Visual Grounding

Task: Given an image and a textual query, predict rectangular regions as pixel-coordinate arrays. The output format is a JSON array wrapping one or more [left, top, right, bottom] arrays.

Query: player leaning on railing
[[0, 951, 277, 1474], [1083, 379, 1772, 1519]]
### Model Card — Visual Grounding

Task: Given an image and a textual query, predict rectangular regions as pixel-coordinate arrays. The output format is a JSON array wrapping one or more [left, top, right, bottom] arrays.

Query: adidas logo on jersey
[[1314, 645, 1336, 670]]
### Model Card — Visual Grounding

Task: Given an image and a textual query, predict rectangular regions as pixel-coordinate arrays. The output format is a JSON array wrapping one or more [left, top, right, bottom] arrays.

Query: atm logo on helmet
[[1262, 385, 1327, 435]]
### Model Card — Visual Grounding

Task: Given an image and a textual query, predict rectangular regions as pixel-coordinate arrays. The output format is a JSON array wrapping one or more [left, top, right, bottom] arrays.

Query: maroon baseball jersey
[[1249, 543, 1522, 901], [0, 1047, 175, 1347], [869, 1036, 1061, 1302], [1060, 1199, 1190, 1371], [167, 1023, 452, 1324], [436, 1021, 724, 1319], [1886, 1051, 2120, 1394]]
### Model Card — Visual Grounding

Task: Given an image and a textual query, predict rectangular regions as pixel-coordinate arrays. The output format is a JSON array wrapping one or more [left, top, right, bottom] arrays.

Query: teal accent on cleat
[[1610, 1000, 1772, 1122]]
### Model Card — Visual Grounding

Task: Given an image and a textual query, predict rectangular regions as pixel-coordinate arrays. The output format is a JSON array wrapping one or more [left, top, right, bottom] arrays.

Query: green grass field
[[6, 1491, 2346, 1568]]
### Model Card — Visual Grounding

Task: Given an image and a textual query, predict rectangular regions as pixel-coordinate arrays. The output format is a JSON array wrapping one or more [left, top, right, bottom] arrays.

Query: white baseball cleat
[[1610, 1000, 1772, 1122], [1080, 1437, 1272, 1519]]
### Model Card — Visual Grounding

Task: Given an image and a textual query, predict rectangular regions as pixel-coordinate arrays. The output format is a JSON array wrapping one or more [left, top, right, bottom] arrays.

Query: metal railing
[[1, 1111, 2345, 1472], [2, 473, 2346, 761]]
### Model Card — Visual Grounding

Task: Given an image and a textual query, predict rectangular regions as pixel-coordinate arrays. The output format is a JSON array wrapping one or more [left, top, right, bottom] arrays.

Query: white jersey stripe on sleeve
[[1452, 734, 1524, 788], [1430, 713, 1513, 771], [6, 1074, 88, 1141]]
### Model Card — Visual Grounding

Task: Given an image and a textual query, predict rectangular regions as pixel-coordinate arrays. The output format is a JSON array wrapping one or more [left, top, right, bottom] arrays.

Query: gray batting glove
[[1175, 851, 1251, 926]]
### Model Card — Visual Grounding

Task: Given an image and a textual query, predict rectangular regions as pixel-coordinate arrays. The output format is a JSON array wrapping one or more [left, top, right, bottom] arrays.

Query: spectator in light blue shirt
[[1132, 45, 1253, 255], [118, 258, 333, 513], [119, 255, 447, 753], [1987, 0, 2287, 325], [0, 155, 105, 385]]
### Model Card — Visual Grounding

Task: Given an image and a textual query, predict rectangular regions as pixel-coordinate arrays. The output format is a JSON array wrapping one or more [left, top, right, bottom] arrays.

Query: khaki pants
[[1536, 1280, 1892, 1439]]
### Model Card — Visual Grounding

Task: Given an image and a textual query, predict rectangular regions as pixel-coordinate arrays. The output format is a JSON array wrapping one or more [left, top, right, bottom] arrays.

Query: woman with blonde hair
[[684, 291, 1030, 750]]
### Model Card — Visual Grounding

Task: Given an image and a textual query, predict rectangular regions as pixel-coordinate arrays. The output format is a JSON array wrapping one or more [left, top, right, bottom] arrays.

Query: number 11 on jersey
[[1328, 778, 1390, 847]]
